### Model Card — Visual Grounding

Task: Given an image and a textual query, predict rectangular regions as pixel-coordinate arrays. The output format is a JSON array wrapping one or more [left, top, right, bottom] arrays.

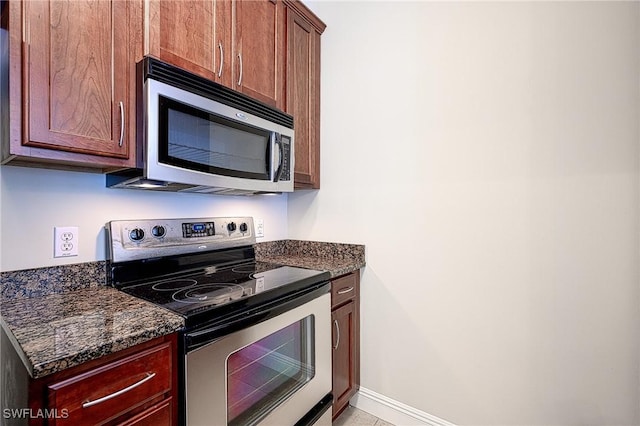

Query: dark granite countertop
[[255, 240, 365, 278], [1, 286, 184, 379], [0, 239, 362, 380]]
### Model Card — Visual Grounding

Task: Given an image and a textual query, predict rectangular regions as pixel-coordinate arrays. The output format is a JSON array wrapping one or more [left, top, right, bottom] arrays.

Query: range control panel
[[107, 217, 255, 263], [182, 222, 216, 238]]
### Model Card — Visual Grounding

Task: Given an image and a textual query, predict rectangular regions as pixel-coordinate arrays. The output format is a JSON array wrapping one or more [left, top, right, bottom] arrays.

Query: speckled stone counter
[[1, 286, 184, 379], [255, 240, 365, 278], [0, 239, 362, 379], [1, 262, 106, 300]]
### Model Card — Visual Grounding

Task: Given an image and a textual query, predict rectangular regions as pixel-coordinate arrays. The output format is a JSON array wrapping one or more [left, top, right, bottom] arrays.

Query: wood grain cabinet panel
[[330, 272, 360, 420], [146, 0, 232, 87], [5, 0, 137, 168], [332, 300, 357, 417], [234, 0, 285, 109], [46, 344, 171, 425], [284, 1, 325, 189], [116, 398, 172, 426], [157, 1, 216, 76], [331, 273, 358, 309], [23, 335, 178, 426], [146, 0, 284, 108]]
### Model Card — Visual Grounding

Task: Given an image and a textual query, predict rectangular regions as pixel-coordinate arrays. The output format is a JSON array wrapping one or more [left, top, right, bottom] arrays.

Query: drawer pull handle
[[333, 319, 340, 350], [337, 286, 354, 295], [82, 372, 156, 408]]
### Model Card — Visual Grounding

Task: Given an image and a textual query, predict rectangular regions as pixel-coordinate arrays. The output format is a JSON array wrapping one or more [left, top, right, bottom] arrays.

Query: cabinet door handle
[[333, 320, 340, 350], [337, 286, 354, 295], [118, 101, 124, 147], [237, 53, 243, 86], [82, 372, 156, 408], [218, 42, 224, 78]]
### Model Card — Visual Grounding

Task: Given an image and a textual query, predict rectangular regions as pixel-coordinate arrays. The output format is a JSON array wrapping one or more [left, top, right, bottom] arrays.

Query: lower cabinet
[[27, 334, 178, 425], [331, 271, 360, 419], [117, 399, 172, 426]]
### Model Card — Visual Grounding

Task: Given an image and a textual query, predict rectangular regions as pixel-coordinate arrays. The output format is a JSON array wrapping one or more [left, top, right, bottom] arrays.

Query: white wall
[[0, 166, 288, 272], [293, 1, 640, 425]]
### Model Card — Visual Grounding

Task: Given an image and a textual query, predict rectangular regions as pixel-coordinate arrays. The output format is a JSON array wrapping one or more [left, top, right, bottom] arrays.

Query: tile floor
[[333, 406, 394, 426]]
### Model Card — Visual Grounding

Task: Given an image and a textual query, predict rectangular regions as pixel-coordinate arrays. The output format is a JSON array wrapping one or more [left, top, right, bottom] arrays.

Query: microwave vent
[[144, 57, 293, 128], [178, 186, 257, 196]]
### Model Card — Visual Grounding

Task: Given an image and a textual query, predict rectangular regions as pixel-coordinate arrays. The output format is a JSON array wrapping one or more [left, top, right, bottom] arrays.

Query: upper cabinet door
[[145, 0, 284, 104], [284, 1, 325, 189], [23, 0, 131, 160], [146, 0, 232, 87], [233, 0, 285, 109]]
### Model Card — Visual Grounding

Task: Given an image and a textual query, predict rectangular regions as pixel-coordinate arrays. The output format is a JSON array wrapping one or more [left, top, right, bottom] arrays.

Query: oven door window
[[159, 96, 272, 181], [227, 315, 315, 426]]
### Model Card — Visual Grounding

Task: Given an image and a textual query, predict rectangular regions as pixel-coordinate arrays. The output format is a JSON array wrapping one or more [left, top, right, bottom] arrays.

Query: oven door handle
[[187, 307, 269, 343], [185, 281, 330, 352]]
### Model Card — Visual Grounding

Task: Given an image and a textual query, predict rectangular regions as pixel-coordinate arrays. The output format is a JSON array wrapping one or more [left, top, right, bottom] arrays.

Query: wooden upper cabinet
[[18, 0, 134, 166], [284, 1, 325, 189], [145, 0, 284, 108], [233, 0, 285, 109], [142, 0, 325, 188], [146, 0, 232, 87]]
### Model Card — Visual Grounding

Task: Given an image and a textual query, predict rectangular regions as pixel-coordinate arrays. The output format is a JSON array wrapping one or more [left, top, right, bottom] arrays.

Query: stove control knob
[[239, 223, 248, 233], [227, 222, 237, 232], [151, 225, 166, 238], [129, 228, 145, 242]]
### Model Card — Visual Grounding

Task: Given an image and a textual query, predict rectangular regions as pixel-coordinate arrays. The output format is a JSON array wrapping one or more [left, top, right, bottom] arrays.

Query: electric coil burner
[[106, 217, 333, 426]]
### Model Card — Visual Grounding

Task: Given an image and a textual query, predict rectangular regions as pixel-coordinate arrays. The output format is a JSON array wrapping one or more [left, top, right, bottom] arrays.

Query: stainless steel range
[[106, 217, 332, 426]]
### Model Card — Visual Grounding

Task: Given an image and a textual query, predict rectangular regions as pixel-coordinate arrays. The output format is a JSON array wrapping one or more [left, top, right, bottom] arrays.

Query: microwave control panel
[[281, 137, 291, 181]]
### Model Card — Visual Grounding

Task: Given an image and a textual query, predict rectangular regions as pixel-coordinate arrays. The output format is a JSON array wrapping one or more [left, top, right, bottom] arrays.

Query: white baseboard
[[350, 387, 456, 426]]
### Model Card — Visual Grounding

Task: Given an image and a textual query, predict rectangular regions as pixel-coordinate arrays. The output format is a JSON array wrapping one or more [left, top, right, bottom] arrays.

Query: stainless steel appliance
[[106, 217, 332, 426], [106, 58, 294, 196]]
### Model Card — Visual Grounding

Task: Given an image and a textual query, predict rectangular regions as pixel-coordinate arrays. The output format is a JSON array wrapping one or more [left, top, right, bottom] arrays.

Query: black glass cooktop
[[119, 261, 331, 325]]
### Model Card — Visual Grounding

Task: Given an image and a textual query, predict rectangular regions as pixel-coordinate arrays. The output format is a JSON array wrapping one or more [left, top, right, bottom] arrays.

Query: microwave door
[[139, 77, 294, 193], [156, 93, 273, 181]]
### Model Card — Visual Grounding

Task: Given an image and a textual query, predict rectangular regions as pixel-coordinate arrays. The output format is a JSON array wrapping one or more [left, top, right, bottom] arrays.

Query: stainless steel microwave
[[107, 58, 294, 195]]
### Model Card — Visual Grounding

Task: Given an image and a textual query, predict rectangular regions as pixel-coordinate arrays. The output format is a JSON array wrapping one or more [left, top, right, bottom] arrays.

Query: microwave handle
[[272, 133, 284, 182]]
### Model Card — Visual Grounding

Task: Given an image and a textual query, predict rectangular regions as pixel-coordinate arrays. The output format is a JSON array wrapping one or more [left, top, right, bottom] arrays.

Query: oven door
[[185, 292, 331, 426]]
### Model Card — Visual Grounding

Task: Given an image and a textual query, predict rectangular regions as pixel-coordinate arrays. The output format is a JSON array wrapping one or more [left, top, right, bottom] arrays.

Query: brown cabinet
[[3, 0, 325, 184], [146, 0, 324, 188], [26, 335, 178, 425], [145, 0, 232, 87], [330, 271, 360, 419], [234, 0, 285, 109], [284, 1, 325, 189], [145, 0, 285, 109], [3, 0, 137, 170]]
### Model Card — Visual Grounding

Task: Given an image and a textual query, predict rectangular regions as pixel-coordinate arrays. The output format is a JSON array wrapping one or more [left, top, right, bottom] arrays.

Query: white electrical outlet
[[54, 227, 79, 258], [256, 218, 264, 238]]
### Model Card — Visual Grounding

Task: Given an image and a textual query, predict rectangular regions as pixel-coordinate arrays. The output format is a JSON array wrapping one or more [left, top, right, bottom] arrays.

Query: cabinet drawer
[[47, 342, 172, 425], [118, 399, 172, 426], [331, 272, 359, 309]]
